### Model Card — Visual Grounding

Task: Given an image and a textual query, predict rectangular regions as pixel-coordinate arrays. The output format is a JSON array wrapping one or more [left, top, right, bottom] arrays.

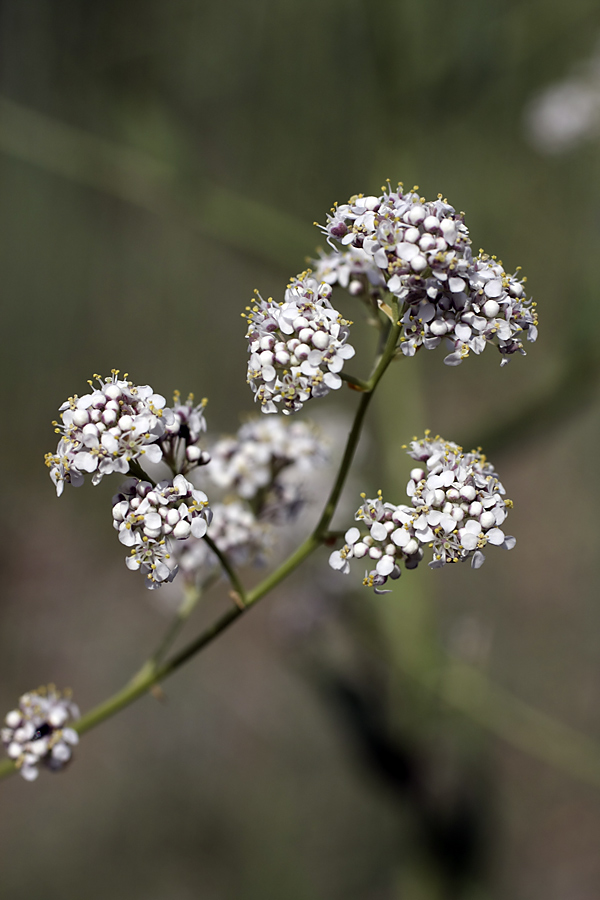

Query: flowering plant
[[1, 182, 536, 781]]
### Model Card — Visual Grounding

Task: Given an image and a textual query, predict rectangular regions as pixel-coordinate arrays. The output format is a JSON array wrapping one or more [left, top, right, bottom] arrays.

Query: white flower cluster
[[2, 687, 79, 781], [208, 417, 327, 520], [45, 370, 171, 495], [245, 271, 355, 414], [322, 185, 538, 365], [159, 391, 211, 475], [112, 475, 211, 589], [402, 254, 538, 367], [171, 417, 329, 584], [329, 433, 515, 593]]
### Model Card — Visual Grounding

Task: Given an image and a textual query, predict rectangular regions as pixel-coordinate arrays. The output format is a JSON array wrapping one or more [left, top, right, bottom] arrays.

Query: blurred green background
[[2, 1, 600, 898]]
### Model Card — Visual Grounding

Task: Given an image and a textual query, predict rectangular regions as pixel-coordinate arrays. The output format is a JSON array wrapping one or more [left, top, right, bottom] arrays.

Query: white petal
[[391, 528, 410, 548], [73, 451, 98, 472], [144, 443, 163, 464], [484, 279, 503, 298], [150, 393, 166, 409], [397, 241, 420, 261], [486, 528, 505, 545], [471, 551, 486, 569], [370, 521, 388, 541], [191, 517, 208, 539], [440, 514, 456, 534], [387, 274, 402, 293], [376, 555, 395, 576], [338, 343, 355, 359], [449, 276, 466, 293], [323, 372, 342, 390], [463, 519, 481, 533], [119, 529, 136, 547], [143, 512, 161, 530], [62, 728, 79, 745], [153, 562, 171, 582], [345, 527, 360, 545], [455, 323, 472, 342], [101, 434, 119, 453], [461, 532, 479, 550]]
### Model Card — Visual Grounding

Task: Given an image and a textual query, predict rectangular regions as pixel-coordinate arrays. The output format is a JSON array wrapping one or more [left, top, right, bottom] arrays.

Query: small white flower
[[2, 686, 79, 781], [244, 271, 355, 414]]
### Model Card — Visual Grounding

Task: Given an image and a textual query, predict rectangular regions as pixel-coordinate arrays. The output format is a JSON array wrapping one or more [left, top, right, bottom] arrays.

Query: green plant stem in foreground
[[2, 305, 600, 788], [0, 312, 400, 782]]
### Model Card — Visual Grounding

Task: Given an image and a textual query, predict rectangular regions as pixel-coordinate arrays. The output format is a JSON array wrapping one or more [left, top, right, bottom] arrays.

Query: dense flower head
[[401, 253, 538, 366], [321, 184, 537, 365], [207, 416, 327, 521], [2, 686, 79, 781], [174, 501, 272, 579], [323, 183, 472, 300], [112, 475, 211, 589], [244, 271, 355, 414], [330, 433, 515, 592], [45, 370, 172, 495], [159, 391, 211, 474]]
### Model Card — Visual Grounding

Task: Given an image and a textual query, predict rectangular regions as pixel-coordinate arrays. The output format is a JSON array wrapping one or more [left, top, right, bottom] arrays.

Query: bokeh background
[[1, 2, 600, 898]]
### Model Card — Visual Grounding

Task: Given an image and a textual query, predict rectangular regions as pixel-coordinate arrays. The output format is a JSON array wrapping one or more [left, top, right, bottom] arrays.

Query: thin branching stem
[[0, 301, 404, 780]]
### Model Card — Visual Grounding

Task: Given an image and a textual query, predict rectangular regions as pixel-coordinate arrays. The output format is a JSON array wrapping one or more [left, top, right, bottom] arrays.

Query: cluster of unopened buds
[[112, 475, 211, 588], [330, 433, 515, 593], [2, 687, 79, 781], [159, 391, 211, 474]]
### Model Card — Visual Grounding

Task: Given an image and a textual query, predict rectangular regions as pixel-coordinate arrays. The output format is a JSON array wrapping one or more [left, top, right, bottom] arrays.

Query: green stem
[[127, 458, 151, 483], [203, 535, 247, 604], [340, 372, 369, 391], [0, 305, 402, 782], [63, 380, 373, 743], [132, 578, 211, 682]]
